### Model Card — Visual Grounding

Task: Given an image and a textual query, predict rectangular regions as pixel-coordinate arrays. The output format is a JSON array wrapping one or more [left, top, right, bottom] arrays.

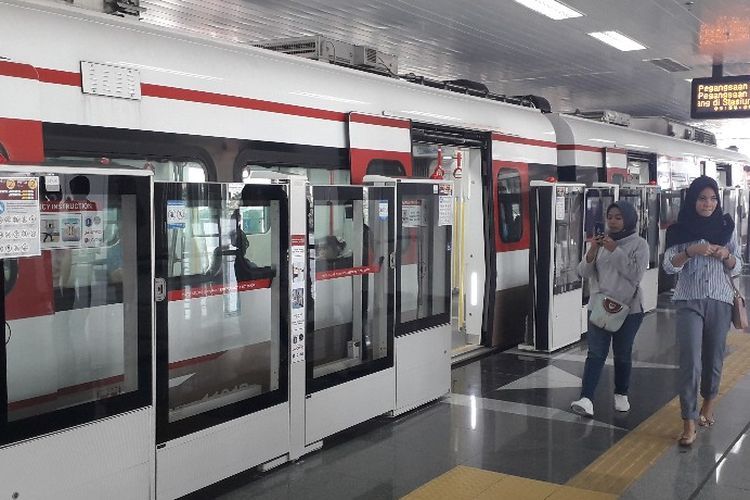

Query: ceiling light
[[588, 31, 647, 51], [513, 0, 584, 20]]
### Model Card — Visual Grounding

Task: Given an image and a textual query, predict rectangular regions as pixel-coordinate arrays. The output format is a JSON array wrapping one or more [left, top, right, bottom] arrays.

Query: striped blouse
[[662, 231, 743, 304]]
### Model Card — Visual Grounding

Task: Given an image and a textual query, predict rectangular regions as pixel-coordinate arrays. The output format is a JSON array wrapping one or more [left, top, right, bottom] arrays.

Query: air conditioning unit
[[631, 117, 716, 146], [575, 110, 631, 127], [256, 36, 398, 76], [256, 36, 356, 66], [352, 46, 398, 75], [66, 0, 143, 17]]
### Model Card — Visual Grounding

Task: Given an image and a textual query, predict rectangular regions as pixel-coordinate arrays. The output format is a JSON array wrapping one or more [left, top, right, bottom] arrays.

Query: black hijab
[[607, 201, 638, 241], [665, 175, 734, 248]]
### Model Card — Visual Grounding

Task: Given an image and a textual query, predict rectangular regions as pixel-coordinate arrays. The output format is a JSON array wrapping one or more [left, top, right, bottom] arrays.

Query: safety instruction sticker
[[290, 234, 306, 364], [167, 200, 187, 229], [402, 199, 424, 227], [378, 200, 389, 221], [438, 184, 453, 226], [40, 200, 103, 249], [0, 177, 41, 259], [555, 188, 566, 221]]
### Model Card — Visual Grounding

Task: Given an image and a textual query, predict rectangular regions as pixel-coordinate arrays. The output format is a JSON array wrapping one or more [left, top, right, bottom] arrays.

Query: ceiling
[[133, 0, 750, 145]]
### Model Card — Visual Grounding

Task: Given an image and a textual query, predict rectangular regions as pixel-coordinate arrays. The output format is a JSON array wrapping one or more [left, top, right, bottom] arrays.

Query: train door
[[525, 181, 585, 352], [304, 185, 394, 444], [0, 166, 153, 499], [410, 126, 492, 359], [580, 184, 617, 332], [620, 185, 660, 312], [153, 181, 292, 499]]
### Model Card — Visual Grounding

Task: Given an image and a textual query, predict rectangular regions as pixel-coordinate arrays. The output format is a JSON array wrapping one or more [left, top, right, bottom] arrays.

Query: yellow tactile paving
[[474, 475, 558, 500], [401, 332, 750, 500], [401, 466, 615, 500], [566, 330, 750, 495]]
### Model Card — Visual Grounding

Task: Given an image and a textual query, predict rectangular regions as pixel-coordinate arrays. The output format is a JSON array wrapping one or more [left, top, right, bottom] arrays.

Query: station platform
[[207, 278, 750, 500]]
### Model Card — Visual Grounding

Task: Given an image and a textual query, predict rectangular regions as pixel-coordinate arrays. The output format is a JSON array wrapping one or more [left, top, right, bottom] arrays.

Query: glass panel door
[[554, 187, 584, 295], [397, 183, 452, 335], [308, 186, 394, 393], [2, 172, 151, 446], [155, 182, 288, 443]]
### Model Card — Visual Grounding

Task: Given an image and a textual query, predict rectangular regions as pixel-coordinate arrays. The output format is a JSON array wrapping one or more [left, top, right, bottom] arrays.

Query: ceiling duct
[[644, 58, 692, 73]]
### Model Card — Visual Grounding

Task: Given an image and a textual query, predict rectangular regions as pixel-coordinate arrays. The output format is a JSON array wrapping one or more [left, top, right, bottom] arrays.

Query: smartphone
[[594, 222, 605, 237]]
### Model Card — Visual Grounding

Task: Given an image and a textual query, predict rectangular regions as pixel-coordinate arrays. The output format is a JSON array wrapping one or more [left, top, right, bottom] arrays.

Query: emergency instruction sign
[[0, 177, 41, 259], [40, 199, 104, 249]]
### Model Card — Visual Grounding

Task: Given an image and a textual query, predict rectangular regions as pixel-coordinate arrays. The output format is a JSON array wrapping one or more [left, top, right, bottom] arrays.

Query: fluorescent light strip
[[513, 0, 584, 20], [588, 31, 647, 51]]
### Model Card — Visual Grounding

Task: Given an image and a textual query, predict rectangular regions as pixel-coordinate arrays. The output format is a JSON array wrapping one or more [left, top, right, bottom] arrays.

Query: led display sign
[[691, 75, 750, 119]]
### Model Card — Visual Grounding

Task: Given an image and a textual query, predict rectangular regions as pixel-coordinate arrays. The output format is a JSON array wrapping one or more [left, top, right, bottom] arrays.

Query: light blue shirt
[[663, 231, 742, 305]]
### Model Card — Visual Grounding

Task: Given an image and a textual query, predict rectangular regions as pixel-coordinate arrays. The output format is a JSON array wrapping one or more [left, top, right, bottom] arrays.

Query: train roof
[[549, 113, 750, 165], [0, 0, 555, 146]]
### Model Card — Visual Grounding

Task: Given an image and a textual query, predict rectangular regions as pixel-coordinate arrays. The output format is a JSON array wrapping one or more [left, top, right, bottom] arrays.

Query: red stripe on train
[[316, 265, 380, 281], [168, 351, 226, 370], [557, 144, 602, 153], [492, 133, 556, 149], [8, 374, 125, 411], [141, 83, 347, 122], [349, 113, 411, 128], [168, 278, 272, 301]]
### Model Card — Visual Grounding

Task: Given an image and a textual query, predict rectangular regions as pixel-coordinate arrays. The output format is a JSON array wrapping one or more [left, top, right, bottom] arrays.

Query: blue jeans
[[580, 312, 644, 399]]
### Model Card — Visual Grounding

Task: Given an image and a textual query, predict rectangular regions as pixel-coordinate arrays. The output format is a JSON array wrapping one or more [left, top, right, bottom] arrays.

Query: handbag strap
[[724, 272, 742, 299]]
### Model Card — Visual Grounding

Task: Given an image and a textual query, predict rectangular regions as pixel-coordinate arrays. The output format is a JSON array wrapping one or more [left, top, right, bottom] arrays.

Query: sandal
[[678, 430, 698, 447], [698, 415, 716, 427]]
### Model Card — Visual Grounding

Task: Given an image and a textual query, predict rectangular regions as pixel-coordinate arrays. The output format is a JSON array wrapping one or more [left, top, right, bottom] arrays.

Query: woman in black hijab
[[663, 176, 742, 447]]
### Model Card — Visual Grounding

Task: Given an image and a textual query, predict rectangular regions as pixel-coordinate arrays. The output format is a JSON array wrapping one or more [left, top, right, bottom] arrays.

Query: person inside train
[[316, 235, 347, 261], [571, 200, 649, 418], [228, 209, 258, 281], [662, 176, 742, 447]]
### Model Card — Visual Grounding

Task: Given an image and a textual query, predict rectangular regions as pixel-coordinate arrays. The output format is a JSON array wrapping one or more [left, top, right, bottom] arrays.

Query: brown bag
[[726, 274, 748, 329]]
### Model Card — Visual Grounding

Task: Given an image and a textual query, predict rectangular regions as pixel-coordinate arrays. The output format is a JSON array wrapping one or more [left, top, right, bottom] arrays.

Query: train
[[0, 2, 749, 495]]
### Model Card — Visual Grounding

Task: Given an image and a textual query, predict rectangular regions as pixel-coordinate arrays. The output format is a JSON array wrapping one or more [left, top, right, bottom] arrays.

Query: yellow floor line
[[401, 465, 617, 500], [566, 331, 750, 495]]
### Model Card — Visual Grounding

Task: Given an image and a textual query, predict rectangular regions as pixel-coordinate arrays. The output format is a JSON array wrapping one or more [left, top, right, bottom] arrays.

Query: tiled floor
[[206, 277, 750, 500]]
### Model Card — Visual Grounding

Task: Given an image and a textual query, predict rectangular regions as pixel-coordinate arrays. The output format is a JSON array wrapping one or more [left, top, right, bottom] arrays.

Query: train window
[[4, 173, 151, 436], [611, 174, 625, 186], [584, 189, 615, 240], [2, 259, 19, 296], [48, 156, 207, 182], [497, 168, 523, 243], [366, 159, 405, 177], [660, 191, 682, 227], [242, 164, 350, 185]]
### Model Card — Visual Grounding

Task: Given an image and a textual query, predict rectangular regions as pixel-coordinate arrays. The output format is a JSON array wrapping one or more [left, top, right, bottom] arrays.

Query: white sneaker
[[571, 397, 594, 417], [614, 394, 630, 412]]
